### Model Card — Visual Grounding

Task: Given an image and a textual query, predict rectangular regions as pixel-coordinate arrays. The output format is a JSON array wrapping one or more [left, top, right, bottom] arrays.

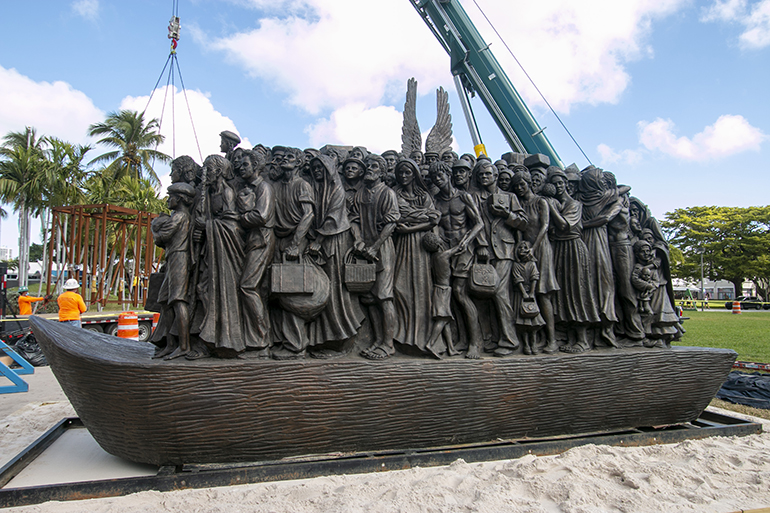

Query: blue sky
[[1, 0, 769, 256]]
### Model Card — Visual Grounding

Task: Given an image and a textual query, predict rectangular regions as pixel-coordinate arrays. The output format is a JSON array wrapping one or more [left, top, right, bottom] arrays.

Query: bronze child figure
[[422, 232, 461, 359], [512, 240, 546, 355], [150, 182, 196, 360]]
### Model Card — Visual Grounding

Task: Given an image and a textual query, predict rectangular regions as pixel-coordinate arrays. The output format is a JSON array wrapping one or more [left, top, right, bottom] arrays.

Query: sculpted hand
[[362, 246, 378, 262], [285, 245, 300, 260], [490, 203, 509, 217], [476, 246, 489, 260], [307, 241, 322, 256]]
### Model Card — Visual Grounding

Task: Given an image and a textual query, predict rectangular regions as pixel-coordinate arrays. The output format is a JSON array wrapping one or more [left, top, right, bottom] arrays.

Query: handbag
[[520, 296, 540, 318], [469, 255, 499, 298]]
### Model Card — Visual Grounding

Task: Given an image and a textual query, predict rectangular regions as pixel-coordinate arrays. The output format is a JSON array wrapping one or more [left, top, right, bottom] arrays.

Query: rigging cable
[[141, 0, 203, 165], [470, 0, 593, 166], [173, 56, 203, 164]]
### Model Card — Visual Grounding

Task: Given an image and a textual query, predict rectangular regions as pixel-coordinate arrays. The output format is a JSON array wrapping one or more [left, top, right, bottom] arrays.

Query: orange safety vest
[[57, 291, 87, 321], [18, 294, 45, 316]]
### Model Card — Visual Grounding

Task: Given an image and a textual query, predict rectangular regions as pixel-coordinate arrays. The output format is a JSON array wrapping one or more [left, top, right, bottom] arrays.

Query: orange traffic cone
[[152, 312, 160, 333], [117, 311, 139, 339], [732, 301, 742, 315]]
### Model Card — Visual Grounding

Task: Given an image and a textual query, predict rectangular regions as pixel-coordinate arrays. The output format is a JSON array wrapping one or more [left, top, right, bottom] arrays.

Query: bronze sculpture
[[145, 79, 693, 363], [35, 114, 733, 467], [149, 130, 690, 363]]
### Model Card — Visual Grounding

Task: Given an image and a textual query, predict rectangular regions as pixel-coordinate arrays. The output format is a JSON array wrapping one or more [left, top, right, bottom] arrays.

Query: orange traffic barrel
[[152, 313, 160, 333], [732, 301, 742, 315], [118, 311, 139, 339]]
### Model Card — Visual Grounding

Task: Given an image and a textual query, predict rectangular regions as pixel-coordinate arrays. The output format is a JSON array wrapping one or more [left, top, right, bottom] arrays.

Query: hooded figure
[[306, 155, 364, 351], [391, 158, 441, 353], [579, 167, 620, 347]]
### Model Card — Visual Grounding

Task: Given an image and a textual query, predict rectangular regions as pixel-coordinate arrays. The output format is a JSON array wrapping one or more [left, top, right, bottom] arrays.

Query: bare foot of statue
[[153, 343, 175, 359], [164, 346, 189, 360], [465, 344, 481, 359], [425, 341, 443, 360], [255, 348, 271, 359], [560, 343, 589, 354], [185, 346, 210, 360], [542, 340, 560, 354]]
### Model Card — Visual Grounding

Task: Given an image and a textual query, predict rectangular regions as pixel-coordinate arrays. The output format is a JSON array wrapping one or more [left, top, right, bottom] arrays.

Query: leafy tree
[[45, 137, 90, 206], [662, 206, 770, 299], [0, 127, 48, 288], [87, 110, 169, 186], [114, 176, 168, 214], [29, 243, 44, 262]]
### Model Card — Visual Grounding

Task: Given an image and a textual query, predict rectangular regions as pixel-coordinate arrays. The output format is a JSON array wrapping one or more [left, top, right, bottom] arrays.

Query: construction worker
[[17, 287, 51, 316], [58, 279, 87, 327]]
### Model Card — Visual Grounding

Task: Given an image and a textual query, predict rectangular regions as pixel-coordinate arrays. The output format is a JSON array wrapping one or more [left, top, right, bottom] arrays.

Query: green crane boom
[[409, 0, 564, 168]]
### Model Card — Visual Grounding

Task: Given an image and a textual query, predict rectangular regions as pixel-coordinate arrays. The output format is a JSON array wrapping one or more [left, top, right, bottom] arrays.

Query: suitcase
[[271, 255, 315, 296]]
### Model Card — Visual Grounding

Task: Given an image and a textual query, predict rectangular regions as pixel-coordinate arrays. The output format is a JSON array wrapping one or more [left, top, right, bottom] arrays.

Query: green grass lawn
[[673, 310, 770, 363], [671, 311, 770, 419]]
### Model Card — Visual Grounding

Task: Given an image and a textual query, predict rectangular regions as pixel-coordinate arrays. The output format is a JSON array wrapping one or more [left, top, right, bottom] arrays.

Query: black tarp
[[716, 371, 770, 410]]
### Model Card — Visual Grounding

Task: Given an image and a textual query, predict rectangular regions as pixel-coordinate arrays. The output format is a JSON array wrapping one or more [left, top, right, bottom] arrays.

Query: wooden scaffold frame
[[46, 204, 161, 309]]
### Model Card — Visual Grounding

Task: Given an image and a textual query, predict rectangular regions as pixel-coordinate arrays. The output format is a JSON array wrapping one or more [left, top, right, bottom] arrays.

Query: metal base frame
[[0, 340, 34, 394], [0, 412, 762, 508]]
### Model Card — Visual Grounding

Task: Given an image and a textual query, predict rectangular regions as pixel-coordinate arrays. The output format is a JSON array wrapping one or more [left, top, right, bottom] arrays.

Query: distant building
[[672, 278, 735, 300], [0, 247, 12, 261]]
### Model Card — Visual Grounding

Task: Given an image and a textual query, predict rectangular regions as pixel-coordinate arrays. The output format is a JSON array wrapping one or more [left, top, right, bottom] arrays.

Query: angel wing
[[425, 86, 453, 155], [401, 78, 422, 157]]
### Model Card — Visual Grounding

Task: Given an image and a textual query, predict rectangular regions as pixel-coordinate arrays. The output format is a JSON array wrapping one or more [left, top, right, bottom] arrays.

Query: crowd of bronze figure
[[149, 81, 682, 362]]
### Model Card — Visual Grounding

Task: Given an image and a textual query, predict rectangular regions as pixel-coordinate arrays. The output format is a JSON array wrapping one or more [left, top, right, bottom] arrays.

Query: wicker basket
[[344, 248, 376, 293]]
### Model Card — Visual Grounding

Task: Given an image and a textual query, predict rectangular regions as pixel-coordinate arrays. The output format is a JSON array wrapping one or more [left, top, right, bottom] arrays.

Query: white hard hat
[[63, 278, 80, 290]]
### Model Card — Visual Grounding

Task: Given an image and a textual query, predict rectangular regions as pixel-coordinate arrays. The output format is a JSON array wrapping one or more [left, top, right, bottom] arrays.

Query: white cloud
[[463, 0, 688, 113], [306, 103, 403, 153], [119, 86, 251, 166], [206, 0, 448, 115], [597, 143, 643, 166], [0, 65, 103, 145], [702, 0, 748, 21], [701, 0, 770, 49], [72, 0, 99, 21], [638, 115, 766, 161], [204, 0, 690, 117]]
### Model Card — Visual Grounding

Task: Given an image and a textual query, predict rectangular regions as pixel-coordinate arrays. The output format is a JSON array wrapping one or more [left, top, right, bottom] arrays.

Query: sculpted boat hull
[[31, 317, 735, 466]]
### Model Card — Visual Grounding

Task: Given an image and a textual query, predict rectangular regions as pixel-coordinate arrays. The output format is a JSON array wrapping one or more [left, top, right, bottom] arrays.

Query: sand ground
[[2, 367, 769, 513]]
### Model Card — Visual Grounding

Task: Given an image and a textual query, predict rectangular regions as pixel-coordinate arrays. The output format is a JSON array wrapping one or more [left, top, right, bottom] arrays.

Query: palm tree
[[45, 138, 90, 207], [114, 176, 168, 214], [39, 138, 91, 294], [87, 110, 170, 186], [0, 127, 48, 288]]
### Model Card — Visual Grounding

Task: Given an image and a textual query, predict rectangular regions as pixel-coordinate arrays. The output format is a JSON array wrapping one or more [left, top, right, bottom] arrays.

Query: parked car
[[724, 296, 768, 310]]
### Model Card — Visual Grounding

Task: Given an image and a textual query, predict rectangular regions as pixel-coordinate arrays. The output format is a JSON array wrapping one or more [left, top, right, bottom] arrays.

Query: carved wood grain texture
[[30, 317, 736, 466]]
